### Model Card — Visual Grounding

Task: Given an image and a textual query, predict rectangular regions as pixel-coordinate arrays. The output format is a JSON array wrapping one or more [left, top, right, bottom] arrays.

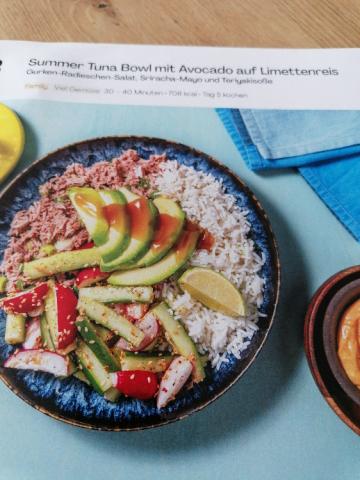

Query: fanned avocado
[[68, 187, 108, 246], [107, 230, 200, 286], [134, 196, 185, 267], [100, 187, 157, 272], [98, 189, 130, 263]]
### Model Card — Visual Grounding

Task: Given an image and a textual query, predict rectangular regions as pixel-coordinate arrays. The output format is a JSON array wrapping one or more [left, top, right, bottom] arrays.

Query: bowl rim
[[304, 265, 360, 436], [0, 135, 281, 431], [323, 279, 360, 407]]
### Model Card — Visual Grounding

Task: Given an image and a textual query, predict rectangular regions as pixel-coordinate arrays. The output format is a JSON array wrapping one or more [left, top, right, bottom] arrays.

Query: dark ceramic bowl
[[0, 136, 280, 430], [304, 265, 360, 435], [323, 279, 360, 407]]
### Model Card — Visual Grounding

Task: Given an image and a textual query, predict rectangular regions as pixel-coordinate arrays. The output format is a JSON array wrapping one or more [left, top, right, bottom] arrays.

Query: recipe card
[[0, 41, 360, 444]]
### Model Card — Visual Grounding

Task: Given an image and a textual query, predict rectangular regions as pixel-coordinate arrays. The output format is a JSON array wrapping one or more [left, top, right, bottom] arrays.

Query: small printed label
[[0, 41, 359, 109]]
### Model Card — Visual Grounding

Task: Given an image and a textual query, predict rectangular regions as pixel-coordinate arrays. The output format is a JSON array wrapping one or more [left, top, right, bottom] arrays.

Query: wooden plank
[[0, 0, 359, 47]]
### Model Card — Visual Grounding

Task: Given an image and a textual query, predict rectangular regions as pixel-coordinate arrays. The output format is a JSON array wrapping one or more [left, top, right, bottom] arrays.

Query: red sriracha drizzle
[[112, 370, 158, 400], [152, 214, 181, 252], [185, 219, 214, 252], [126, 198, 152, 240], [1, 283, 49, 314]]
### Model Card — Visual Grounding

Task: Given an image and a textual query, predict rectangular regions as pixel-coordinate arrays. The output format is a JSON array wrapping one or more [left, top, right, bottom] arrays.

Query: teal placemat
[[1, 101, 359, 480]]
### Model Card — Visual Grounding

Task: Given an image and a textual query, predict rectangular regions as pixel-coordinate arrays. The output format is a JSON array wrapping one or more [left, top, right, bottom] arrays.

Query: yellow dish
[[0, 104, 25, 183]]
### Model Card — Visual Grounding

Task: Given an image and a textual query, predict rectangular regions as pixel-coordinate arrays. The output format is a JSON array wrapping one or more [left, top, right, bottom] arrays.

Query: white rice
[[154, 160, 266, 369]]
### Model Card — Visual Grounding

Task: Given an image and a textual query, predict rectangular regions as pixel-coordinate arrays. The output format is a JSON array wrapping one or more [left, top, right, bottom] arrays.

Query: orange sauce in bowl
[[337, 299, 360, 388]]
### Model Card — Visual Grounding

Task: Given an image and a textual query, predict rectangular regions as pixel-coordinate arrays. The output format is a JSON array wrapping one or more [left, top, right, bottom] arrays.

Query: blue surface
[[0, 136, 276, 429], [0, 100, 359, 480], [217, 108, 360, 242]]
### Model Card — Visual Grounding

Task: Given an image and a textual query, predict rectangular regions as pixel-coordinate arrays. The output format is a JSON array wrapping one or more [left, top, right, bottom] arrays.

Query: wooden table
[[0, 0, 359, 47]]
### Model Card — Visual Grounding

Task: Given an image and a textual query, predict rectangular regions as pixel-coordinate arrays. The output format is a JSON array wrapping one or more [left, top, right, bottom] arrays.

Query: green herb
[[136, 177, 150, 190], [15, 279, 25, 291], [40, 244, 56, 257], [149, 190, 160, 199]]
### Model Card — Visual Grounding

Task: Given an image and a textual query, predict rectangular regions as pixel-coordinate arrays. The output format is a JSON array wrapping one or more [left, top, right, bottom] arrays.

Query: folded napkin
[[217, 108, 360, 242]]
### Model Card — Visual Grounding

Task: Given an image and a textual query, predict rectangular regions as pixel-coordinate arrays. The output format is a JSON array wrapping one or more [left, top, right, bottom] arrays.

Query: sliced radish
[[1, 283, 48, 314], [110, 370, 158, 400], [56, 340, 77, 356], [125, 303, 149, 321], [28, 304, 45, 317], [157, 356, 193, 409], [45, 282, 78, 349], [75, 267, 109, 288], [78, 241, 95, 250], [112, 303, 149, 322], [4, 349, 69, 377], [115, 311, 159, 352], [22, 318, 42, 350], [112, 303, 127, 317]]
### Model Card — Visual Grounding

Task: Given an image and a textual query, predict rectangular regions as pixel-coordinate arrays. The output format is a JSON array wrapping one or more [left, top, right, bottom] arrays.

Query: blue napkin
[[217, 108, 360, 242]]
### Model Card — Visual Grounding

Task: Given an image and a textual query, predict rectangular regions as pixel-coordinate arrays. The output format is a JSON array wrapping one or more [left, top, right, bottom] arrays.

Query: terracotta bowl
[[304, 265, 360, 435], [323, 279, 360, 407]]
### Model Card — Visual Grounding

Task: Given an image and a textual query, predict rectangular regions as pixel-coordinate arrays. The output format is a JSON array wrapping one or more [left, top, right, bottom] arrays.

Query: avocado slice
[[76, 317, 120, 372], [97, 189, 130, 263], [107, 230, 200, 286], [68, 187, 109, 246], [100, 187, 157, 271], [134, 196, 185, 268], [151, 302, 205, 383]]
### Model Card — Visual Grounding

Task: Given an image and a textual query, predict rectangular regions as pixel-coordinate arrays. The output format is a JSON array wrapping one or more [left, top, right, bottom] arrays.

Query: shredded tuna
[[1, 150, 165, 291]]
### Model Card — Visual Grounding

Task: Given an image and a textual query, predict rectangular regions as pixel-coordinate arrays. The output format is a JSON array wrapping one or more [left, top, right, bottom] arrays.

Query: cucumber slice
[[151, 302, 205, 383], [73, 370, 90, 385], [94, 325, 117, 346], [135, 197, 185, 267], [78, 297, 145, 347], [75, 340, 112, 394], [5, 313, 26, 344], [76, 317, 120, 372], [120, 352, 174, 373], [40, 313, 55, 351], [24, 248, 100, 280], [98, 190, 130, 263], [104, 387, 121, 402], [78, 285, 154, 304], [108, 230, 200, 286], [68, 187, 108, 246]]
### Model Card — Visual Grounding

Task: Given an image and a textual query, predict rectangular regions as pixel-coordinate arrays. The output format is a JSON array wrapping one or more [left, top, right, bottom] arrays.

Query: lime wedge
[[0, 103, 25, 183], [178, 267, 246, 317]]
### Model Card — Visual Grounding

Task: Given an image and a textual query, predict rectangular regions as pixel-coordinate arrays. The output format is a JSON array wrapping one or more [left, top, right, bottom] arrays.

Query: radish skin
[[157, 356, 193, 409], [4, 349, 69, 377], [22, 318, 42, 350], [115, 312, 159, 352]]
